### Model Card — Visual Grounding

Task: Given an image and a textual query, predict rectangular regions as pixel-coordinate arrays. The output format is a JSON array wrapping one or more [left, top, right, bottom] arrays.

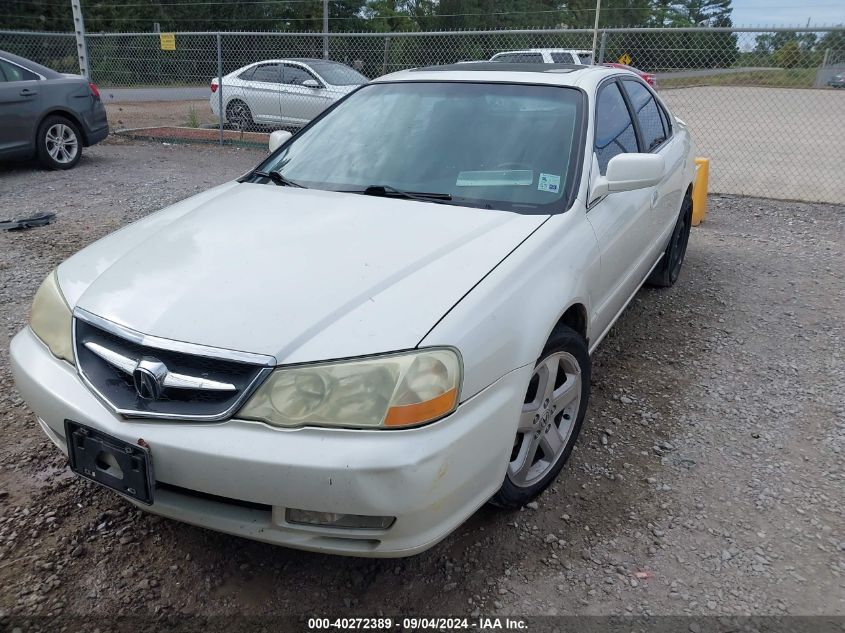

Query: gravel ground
[[0, 141, 843, 626]]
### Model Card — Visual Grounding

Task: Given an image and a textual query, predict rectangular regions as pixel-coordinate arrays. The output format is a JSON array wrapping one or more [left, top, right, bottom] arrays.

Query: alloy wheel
[[45, 124, 79, 164], [508, 351, 582, 488]]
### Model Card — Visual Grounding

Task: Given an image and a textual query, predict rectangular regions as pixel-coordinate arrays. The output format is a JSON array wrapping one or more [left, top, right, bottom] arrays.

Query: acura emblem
[[132, 358, 168, 400]]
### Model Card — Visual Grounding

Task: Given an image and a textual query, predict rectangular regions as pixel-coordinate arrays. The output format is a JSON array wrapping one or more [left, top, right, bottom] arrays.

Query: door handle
[[651, 190, 659, 208], [19, 88, 38, 97]]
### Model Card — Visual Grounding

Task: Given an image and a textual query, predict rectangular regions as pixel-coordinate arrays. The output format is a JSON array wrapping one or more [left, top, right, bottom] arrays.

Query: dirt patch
[[105, 100, 216, 131], [118, 126, 269, 146]]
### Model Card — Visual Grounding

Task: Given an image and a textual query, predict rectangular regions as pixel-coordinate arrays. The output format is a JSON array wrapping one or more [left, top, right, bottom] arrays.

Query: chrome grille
[[73, 310, 273, 421]]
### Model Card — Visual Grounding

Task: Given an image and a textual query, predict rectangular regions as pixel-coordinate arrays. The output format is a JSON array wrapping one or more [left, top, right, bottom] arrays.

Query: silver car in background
[[210, 58, 367, 129]]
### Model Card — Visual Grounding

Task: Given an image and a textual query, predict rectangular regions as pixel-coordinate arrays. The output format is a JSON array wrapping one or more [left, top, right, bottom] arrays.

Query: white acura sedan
[[210, 58, 366, 128], [11, 63, 695, 557]]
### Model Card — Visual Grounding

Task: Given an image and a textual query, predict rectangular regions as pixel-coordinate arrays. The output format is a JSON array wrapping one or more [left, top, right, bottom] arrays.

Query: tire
[[647, 193, 692, 288], [490, 326, 591, 509], [225, 100, 254, 129], [36, 115, 82, 170]]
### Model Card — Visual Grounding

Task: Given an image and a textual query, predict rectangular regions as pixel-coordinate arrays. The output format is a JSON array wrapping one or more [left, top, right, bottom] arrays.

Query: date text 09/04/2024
[[307, 617, 529, 630]]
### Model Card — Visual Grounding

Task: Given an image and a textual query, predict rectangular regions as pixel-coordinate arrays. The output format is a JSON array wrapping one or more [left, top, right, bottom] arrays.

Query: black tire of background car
[[647, 192, 693, 288], [225, 100, 254, 129], [490, 325, 591, 509], [36, 115, 83, 170]]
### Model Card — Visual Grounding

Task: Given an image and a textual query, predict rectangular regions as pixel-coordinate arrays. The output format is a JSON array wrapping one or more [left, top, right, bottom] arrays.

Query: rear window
[[493, 53, 544, 63], [0, 58, 39, 82]]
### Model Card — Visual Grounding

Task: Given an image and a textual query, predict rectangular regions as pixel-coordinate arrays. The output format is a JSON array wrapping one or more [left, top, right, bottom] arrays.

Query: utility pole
[[322, 0, 329, 60], [590, 0, 601, 66], [70, 0, 90, 78]]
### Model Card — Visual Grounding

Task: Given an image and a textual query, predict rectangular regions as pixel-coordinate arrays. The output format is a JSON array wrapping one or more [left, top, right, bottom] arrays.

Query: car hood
[[59, 183, 546, 364]]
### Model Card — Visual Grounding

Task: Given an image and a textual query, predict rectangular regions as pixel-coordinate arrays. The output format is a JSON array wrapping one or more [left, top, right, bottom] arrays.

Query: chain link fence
[[1, 27, 843, 203]]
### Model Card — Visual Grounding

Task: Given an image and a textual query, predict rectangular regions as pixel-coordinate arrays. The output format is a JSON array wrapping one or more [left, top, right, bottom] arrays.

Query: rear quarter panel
[[40, 79, 107, 140]]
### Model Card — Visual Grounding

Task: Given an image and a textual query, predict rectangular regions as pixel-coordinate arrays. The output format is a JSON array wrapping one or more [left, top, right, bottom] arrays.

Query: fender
[[420, 202, 600, 400]]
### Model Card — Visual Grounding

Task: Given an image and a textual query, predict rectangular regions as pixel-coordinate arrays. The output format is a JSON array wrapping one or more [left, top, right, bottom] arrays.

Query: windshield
[[309, 61, 367, 86], [258, 81, 584, 213]]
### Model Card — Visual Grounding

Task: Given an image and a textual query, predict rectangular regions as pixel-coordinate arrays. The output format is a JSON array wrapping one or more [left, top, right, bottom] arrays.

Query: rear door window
[[622, 79, 668, 151], [551, 52, 575, 64], [657, 101, 672, 137], [250, 64, 282, 83], [0, 58, 38, 82], [594, 81, 638, 174]]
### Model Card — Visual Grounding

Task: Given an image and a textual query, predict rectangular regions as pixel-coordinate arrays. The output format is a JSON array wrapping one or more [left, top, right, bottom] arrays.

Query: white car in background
[[490, 49, 594, 64], [13, 63, 695, 557], [210, 58, 367, 128]]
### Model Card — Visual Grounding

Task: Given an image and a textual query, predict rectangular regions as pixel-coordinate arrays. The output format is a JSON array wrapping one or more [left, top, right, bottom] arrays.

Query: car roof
[[376, 63, 617, 89], [492, 49, 592, 54], [0, 49, 62, 78], [246, 58, 347, 65]]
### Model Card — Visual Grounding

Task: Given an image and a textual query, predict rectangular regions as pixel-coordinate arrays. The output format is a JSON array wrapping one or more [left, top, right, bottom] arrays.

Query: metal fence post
[[216, 32, 224, 146], [69, 0, 90, 77], [590, 0, 602, 65], [322, 0, 329, 59], [598, 30, 607, 64], [821, 47, 831, 69], [382, 36, 391, 76]]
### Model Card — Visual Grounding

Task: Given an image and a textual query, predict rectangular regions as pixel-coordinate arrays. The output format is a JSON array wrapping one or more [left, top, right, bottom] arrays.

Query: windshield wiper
[[359, 184, 452, 204], [253, 170, 306, 188]]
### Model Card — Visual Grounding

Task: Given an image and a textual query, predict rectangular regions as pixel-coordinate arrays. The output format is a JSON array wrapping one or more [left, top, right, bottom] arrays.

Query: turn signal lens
[[239, 348, 461, 429], [29, 270, 74, 364]]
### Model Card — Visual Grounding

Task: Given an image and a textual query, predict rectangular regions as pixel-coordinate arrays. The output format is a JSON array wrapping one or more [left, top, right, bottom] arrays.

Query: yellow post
[[692, 157, 709, 226]]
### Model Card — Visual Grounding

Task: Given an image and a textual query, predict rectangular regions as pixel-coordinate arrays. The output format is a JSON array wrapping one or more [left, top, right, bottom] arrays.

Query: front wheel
[[490, 326, 591, 509]]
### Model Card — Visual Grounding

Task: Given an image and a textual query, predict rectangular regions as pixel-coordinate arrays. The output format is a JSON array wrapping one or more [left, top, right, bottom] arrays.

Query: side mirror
[[268, 129, 292, 153], [590, 153, 665, 202], [302, 79, 321, 88]]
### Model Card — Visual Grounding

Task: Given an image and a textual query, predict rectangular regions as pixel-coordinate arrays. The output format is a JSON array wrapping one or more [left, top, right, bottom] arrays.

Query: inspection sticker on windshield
[[537, 173, 561, 193]]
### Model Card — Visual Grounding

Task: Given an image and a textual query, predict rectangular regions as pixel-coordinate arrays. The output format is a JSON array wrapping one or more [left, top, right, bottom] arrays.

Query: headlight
[[239, 348, 461, 429], [29, 270, 74, 364]]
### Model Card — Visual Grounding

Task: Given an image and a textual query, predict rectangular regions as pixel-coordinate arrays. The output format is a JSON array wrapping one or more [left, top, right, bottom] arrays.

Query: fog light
[[285, 508, 395, 530]]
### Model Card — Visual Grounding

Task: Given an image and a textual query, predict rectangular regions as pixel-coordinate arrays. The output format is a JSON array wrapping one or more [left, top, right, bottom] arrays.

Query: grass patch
[[185, 106, 201, 128], [661, 68, 819, 89]]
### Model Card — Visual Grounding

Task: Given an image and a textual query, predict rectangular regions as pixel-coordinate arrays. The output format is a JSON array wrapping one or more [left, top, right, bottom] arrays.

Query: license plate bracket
[[64, 420, 154, 505]]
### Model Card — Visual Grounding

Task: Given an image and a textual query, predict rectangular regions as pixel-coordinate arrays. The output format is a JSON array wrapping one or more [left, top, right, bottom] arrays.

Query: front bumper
[[11, 327, 529, 557]]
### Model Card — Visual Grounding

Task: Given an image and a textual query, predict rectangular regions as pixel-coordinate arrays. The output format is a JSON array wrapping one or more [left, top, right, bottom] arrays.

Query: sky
[[730, 0, 845, 27]]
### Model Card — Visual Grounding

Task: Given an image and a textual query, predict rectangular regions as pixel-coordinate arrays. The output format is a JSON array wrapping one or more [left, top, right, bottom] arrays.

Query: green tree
[[773, 40, 805, 68], [755, 31, 817, 54]]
